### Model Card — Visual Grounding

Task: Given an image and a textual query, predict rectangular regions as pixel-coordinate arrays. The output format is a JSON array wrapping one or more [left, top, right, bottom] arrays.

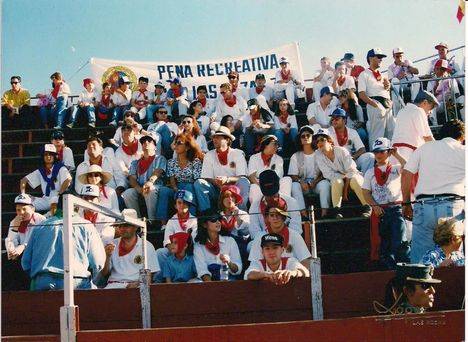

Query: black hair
[[440, 120, 464, 141], [220, 114, 233, 127], [194, 220, 229, 245], [274, 100, 294, 117], [295, 127, 315, 151], [384, 277, 416, 309], [187, 100, 202, 115], [138, 76, 149, 83], [196, 85, 208, 93], [86, 135, 103, 146], [260, 136, 277, 152], [11, 76, 21, 82], [102, 82, 110, 89]]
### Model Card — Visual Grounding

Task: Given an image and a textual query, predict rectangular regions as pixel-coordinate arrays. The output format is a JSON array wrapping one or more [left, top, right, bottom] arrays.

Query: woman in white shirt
[[313, 129, 371, 218], [289, 126, 331, 218], [248, 135, 291, 204], [194, 211, 242, 281], [273, 99, 298, 157], [78, 164, 119, 213]]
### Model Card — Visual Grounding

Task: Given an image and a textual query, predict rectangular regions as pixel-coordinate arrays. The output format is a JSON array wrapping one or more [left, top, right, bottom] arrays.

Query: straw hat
[[78, 164, 112, 184]]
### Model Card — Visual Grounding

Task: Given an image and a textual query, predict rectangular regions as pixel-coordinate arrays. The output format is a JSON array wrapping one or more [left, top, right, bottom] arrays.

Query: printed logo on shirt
[[230, 161, 236, 169], [134, 255, 143, 264]]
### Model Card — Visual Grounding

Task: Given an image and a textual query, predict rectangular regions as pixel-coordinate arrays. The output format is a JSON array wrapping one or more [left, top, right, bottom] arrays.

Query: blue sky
[[2, 0, 465, 95]]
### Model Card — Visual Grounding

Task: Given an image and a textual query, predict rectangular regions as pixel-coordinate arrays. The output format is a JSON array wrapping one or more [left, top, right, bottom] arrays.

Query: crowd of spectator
[[3, 43, 465, 291]]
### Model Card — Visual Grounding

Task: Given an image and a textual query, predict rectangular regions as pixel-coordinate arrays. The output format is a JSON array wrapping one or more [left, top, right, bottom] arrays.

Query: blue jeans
[[31, 273, 91, 291], [156, 124, 174, 158], [39, 97, 68, 128], [274, 128, 298, 154], [356, 127, 369, 150], [111, 105, 130, 124], [194, 177, 250, 212], [155, 183, 197, 221], [70, 105, 96, 125], [411, 197, 465, 263], [379, 206, 407, 269]]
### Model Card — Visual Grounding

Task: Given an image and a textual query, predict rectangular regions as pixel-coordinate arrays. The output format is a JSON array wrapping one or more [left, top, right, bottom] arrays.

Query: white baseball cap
[[80, 184, 100, 197], [15, 193, 33, 205], [313, 128, 330, 137], [393, 47, 404, 54], [279, 57, 289, 64], [112, 208, 140, 227], [372, 137, 392, 152], [44, 144, 57, 154]]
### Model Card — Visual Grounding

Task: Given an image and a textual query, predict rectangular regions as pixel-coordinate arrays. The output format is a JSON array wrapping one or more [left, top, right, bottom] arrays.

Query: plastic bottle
[[220, 263, 229, 281]]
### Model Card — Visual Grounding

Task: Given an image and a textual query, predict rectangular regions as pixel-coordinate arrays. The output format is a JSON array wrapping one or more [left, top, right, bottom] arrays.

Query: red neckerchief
[[51, 84, 60, 99], [90, 155, 103, 166], [44, 166, 52, 175], [351, 65, 365, 79], [224, 95, 237, 108], [279, 111, 288, 124], [121, 139, 139, 156], [205, 238, 220, 255], [220, 212, 237, 232], [335, 127, 348, 146], [374, 163, 392, 186], [261, 153, 273, 167], [137, 155, 155, 175], [255, 86, 263, 94], [100, 185, 108, 199], [177, 212, 190, 231], [369, 68, 382, 82], [57, 147, 64, 161], [267, 225, 290, 248], [260, 257, 289, 271], [101, 93, 111, 107], [118, 238, 138, 257], [337, 76, 346, 86], [84, 210, 98, 224], [173, 87, 181, 98], [18, 214, 35, 234], [216, 148, 229, 166], [138, 89, 148, 100], [198, 97, 207, 108], [281, 69, 291, 81]]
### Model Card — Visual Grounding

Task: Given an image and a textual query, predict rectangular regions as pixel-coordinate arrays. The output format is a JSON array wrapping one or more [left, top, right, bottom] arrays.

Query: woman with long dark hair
[[338, 89, 368, 148], [187, 100, 211, 137], [273, 98, 298, 156]]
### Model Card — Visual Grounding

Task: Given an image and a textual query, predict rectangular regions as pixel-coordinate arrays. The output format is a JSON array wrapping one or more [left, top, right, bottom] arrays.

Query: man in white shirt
[[110, 76, 132, 127], [426, 42, 461, 76], [114, 123, 143, 189], [195, 85, 216, 118], [227, 71, 248, 100], [50, 130, 75, 171], [274, 57, 301, 109], [401, 120, 465, 263], [392, 91, 437, 161], [249, 73, 274, 107], [101, 209, 159, 289], [244, 233, 309, 283], [306, 86, 337, 127], [69, 78, 97, 128], [312, 57, 334, 102], [131, 76, 153, 122], [332, 61, 356, 94], [358, 48, 395, 148], [194, 126, 250, 212]]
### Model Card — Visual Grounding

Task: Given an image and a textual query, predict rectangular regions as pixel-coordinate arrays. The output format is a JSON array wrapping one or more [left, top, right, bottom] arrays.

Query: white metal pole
[[61, 194, 77, 342], [139, 220, 151, 329], [308, 205, 323, 320]]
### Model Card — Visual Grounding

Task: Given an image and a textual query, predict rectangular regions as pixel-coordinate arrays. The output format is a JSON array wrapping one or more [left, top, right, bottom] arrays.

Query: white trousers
[[291, 179, 331, 211], [366, 104, 395, 148], [274, 82, 296, 107]]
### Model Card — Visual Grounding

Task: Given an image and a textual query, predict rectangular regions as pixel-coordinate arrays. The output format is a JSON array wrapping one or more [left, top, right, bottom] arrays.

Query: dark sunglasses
[[301, 133, 311, 138], [88, 173, 102, 177], [418, 283, 433, 290], [10, 81, 19, 85], [207, 217, 220, 223], [158, 111, 168, 114], [228, 76, 237, 80], [182, 120, 192, 124], [316, 137, 328, 142], [175, 141, 185, 146], [220, 91, 227, 95]]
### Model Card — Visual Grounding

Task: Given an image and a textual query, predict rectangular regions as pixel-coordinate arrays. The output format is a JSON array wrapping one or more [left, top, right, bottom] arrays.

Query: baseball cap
[[43, 143, 57, 154], [154, 81, 165, 88], [167, 77, 181, 84], [15, 193, 33, 205], [414, 90, 440, 107], [320, 86, 337, 98], [299, 125, 315, 135], [247, 98, 259, 110], [259, 169, 280, 197], [255, 73, 266, 80], [435, 42, 448, 50], [80, 184, 100, 197], [341, 53, 355, 61], [174, 189, 195, 206], [396, 263, 441, 284], [279, 57, 289, 64], [393, 47, 404, 54], [334, 61, 345, 69], [51, 130, 64, 140], [261, 233, 284, 247], [366, 48, 387, 60], [118, 76, 131, 85], [434, 59, 451, 71], [371, 137, 392, 152], [139, 133, 157, 144], [330, 107, 347, 118], [313, 128, 330, 138]]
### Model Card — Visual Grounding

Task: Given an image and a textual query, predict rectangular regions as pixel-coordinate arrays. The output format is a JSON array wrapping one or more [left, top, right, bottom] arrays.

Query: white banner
[[89, 42, 303, 100]]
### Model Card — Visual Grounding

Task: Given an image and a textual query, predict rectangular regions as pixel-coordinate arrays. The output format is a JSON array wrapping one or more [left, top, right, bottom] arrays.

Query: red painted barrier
[[76, 310, 464, 342]]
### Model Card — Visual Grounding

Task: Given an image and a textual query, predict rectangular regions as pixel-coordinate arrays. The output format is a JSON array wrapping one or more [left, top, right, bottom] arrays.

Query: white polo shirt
[[392, 103, 432, 148], [334, 75, 356, 92], [111, 89, 132, 106], [248, 228, 311, 262], [132, 89, 154, 105], [57, 82, 71, 97], [306, 101, 335, 127], [108, 237, 159, 283], [358, 68, 390, 99], [201, 148, 248, 178], [199, 98, 216, 116], [248, 153, 284, 179], [362, 164, 402, 204], [213, 95, 248, 122], [273, 114, 298, 130], [114, 141, 143, 177], [404, 138, 465, 197], [313, 147, 360, 181], [58, 146, 75, 171], [244, 256, 309, 279], [288, 152, 318, 180], [193, 235, 242, 278], [25, 166, 71, 198], [163, 213, 198, 246], [328, 127, 365, 154], [78, 89, 97, 105]]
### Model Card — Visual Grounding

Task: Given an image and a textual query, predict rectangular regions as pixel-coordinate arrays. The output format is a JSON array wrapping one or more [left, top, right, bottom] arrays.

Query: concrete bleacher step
[[2, 140, 89, 158], [2, 154, 84, 175], [2, 173, 31, 193]]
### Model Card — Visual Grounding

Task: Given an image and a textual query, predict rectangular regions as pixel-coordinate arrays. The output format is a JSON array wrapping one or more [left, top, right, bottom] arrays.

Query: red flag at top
[[456, 0, 465, 23]]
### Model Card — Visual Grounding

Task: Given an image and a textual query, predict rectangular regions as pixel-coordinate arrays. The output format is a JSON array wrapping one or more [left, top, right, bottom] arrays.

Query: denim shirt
[[21, 214, 106, 279]]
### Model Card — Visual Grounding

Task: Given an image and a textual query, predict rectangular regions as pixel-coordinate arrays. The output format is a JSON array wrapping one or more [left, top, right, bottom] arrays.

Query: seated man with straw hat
[[100, 209, 159, 289]]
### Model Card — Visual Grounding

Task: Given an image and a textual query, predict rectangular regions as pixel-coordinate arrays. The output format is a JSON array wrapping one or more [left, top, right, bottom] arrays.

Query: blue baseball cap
[[330, 107, 347, 118], [320, 86, 337, 98], [167, 77, 181, 84], [341, 53, 354, 61], [366, 48, 387, 60], [174, 189, 194, 206]]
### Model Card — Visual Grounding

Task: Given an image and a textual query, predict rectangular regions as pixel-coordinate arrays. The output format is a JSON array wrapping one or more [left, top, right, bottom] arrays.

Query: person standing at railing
[[358, 48, 395, 148], [2, 75, 32, 130], [402, 120, 465, 263], [340, 52, 365, 83], [427, 42, 462, 76]]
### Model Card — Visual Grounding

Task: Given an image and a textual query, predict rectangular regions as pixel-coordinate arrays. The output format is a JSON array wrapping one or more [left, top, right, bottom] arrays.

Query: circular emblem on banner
[[134, 255, 143, 264], [102, 66, 138, 91]]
